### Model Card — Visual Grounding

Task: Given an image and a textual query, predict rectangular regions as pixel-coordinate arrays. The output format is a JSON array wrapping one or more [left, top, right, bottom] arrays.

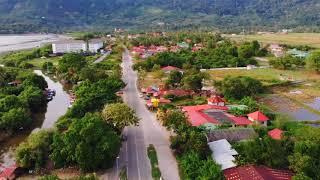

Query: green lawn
[[28, 54, 100, 69], [28, 56, 61, 68], [226, 33, 320, 48]]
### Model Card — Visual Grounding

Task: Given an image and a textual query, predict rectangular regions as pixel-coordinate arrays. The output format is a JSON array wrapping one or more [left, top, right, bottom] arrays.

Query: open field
[[139, 71, 167, 89], [225, 33, 320, 48], [209, 68, 320, 85], [209, 68, 320, 102]]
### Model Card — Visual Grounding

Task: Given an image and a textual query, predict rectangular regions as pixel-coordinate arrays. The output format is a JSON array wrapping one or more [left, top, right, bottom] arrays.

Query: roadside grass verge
[[147, 144, 162, 180], [119, 167, 128, 180]]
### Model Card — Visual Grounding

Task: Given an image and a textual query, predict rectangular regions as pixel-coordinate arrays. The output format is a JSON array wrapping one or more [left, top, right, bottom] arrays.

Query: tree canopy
[[306, 50, 320, 73], [215, 76, 263, 100], [102, 103, 139, 132], [50, 113, 121, 172]]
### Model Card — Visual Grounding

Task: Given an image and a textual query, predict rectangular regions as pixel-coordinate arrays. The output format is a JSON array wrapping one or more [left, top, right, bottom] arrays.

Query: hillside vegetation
[[0, 0, 319, 33]]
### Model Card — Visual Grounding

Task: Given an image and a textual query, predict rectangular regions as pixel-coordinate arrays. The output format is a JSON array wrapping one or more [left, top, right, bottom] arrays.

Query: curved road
[[104, 49, 180, 180]]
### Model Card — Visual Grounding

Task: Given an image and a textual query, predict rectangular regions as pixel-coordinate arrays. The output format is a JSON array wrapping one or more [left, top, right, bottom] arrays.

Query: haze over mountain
[[0, 0, 319, 33]]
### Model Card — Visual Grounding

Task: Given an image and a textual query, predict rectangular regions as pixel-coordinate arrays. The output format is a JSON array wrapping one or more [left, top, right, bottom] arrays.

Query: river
[[0, 70, 70, 167], [0, 34, 69, 54]]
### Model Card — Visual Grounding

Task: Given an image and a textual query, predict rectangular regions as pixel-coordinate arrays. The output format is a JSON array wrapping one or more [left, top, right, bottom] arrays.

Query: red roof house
[[208, 95, 225, 106], [224, 165, 293, 180], [0, 164, 17, 180], [182, 105, 252, 127], [247, 111, 269, 126], [161, 66, 183, 73], [268, 128, 284, 140]]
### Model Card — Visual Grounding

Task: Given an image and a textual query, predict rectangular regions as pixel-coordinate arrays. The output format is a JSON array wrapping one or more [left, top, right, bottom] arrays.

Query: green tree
[[79, 67, 107, 82], [306, 50, 320, 73], [171, 127, 210, 158], [42, 62, 55, 73], [182, 73, 204, 92], [19, 86, 46, 112], [102, 103, 139, 132], [161, 110, 187, 132], [198, 158, 224, 180], [269, 55, 303, 70], [58, 53, 87, 82], [179, 151, 223, 180], [22, 74, 48, 90], [288, 126, 320, 179], [15, 130, 52, 171], [152, 64, 161, 71], [50, 113, 121, 172], [166, 70, 183, 88], [0, 95, 27, 112], [215, 76, 263, 100], [39, 175, 60, 180], [0, 108, 31, 131], [238, 43, 254, 59], [67, 78, 124, 118]]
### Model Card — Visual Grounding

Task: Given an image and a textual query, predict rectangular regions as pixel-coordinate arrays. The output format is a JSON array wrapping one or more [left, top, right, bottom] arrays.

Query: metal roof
[[208, 139, 238, 170]]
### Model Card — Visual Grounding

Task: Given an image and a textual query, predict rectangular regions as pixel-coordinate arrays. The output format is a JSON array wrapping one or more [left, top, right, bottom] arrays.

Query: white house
[[52, 39, 104, 54], [88, 39, 104, 53], [52, 40, 85, 54]]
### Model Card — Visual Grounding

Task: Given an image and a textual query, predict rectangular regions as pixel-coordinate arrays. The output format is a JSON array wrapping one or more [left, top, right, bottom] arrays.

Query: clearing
[[226, 33, 320, 48]]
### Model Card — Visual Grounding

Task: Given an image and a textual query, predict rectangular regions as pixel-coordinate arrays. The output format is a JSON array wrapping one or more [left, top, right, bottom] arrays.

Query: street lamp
[[116, 156, 120, 178]]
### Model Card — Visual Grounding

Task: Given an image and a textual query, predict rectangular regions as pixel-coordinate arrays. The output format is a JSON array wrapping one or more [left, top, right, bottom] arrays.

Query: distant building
[[287, 48, 310, 58], [177, 42, 189, 49], [161, 66, 183, 74], [88, 39, 104, 53], [52, 39, 103, 54], [268, 44, 284, 57], [52, 40, 85, 54]]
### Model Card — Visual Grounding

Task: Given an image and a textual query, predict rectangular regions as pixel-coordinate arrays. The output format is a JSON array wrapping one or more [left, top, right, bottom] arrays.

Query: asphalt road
[[103, 49, 180, 180], [93, 51, 111, 64]]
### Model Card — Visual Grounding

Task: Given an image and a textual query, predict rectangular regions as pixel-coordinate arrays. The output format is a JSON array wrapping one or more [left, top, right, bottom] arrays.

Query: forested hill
[[0, 0, 319, 33]]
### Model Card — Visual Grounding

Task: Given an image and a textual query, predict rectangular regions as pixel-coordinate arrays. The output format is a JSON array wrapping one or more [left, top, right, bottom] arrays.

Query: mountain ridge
[[0, 0, 319, 33]]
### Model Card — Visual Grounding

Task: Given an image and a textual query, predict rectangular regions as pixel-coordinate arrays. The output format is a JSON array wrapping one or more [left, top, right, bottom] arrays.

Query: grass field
[[226, 33, 320, 48], [139, 71, 167, 89], [209, 68, 320, 104], [28, 54, 101, 69], [209, 68, 320, 85], [28, 56, 61, 68]]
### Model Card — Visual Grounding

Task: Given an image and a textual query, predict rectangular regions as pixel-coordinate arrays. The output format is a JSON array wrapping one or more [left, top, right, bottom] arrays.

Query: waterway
[[0, 70, 70, 167], [0, 34, 69, 54]]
